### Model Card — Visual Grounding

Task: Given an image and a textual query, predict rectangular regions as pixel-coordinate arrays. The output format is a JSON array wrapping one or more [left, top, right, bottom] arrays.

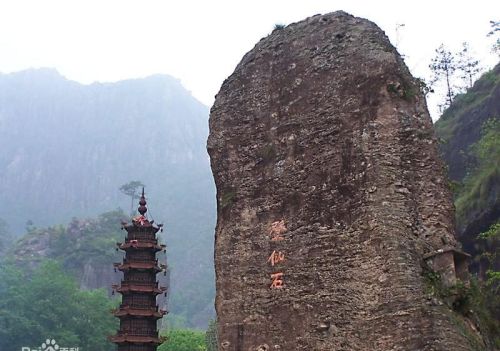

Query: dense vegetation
[[156, 320, 217, 351], [7, 204, 214, 329], [0, 208, 219, 350], [0, 213, 221, 350], [159, 329, 206, 351], [10, 209, 126, 269], [454, 118, 500, 229], [0, 217, 12, 253], [435, 64, 500, 181], [0, 260, 118, 351], [435, 63, 500, 347]]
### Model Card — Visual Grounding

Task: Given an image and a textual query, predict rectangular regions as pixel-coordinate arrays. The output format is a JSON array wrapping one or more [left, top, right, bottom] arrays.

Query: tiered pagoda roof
[[109, 189, 167, 350]]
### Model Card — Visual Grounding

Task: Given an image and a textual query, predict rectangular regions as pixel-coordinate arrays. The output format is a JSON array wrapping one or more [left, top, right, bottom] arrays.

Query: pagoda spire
[[138, 187, 147, 216]]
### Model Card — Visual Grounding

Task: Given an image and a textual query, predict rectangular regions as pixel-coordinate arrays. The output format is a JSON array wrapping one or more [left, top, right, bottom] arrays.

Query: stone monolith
[[208, 11, 479, 351]]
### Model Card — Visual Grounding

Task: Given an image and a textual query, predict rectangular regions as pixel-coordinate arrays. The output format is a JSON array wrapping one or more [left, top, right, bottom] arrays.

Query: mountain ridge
[[0, 68, 216, 328]]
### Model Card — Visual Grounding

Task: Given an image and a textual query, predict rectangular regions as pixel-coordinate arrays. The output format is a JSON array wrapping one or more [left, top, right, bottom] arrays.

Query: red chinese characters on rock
[[268, 220, 287, 289], [267, 250, 285, 266], [269, 220, 287, 241], [270, 272, 285, 289]]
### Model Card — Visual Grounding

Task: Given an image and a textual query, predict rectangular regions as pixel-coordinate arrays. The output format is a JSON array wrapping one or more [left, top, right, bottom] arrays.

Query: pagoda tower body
[[110, 190, 167, 351]]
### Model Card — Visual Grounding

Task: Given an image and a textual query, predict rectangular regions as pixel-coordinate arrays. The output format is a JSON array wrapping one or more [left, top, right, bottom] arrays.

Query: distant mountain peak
[[1, 67, 64, 79], [0, 68, 215, 328]]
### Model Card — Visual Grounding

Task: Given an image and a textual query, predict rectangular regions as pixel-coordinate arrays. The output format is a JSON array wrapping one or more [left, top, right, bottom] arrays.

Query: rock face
[[208, 12, 478, 351]]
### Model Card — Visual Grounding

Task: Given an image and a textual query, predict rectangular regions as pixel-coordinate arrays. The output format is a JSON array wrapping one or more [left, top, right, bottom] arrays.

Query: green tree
[[205, 319, 218, 351], [119, 180, 145, 215], [471, 118, 500, 162], [487, 20, 499, 57], [13, 209, 126, 271], [455, 118, 500, 224], [165, 313, 189, 329], [74, 289, 118, 350], [457, 42, 482, 89], [0, 260, 118, 351], [430, 44, 458, 110], [159, 329, 206, 351], [478, 222, 500, 291], [0, 218, 12, 253], [476, 223, 500, 347], [60, 209, 126, 267]]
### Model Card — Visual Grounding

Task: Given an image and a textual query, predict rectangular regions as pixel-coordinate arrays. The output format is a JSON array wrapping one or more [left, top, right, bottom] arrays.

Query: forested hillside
[[435, 63, 499, 345], [435, 63, 499, 261], [0, 260, 118, 351], [0, 69, 216, 328]]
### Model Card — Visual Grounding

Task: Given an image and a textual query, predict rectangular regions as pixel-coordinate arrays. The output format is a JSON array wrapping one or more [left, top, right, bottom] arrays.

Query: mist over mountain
[[0, 68, 216, 327]]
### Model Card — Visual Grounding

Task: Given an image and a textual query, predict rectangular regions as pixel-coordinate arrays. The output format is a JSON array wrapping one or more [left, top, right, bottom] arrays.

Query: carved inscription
[[268, 220, 287, 289]]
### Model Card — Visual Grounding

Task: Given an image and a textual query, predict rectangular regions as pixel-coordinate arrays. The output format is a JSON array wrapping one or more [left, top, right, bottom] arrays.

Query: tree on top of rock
[[430, 44, 458, 111], [119, 180, 145, 215], [457, 42, 482, 90]]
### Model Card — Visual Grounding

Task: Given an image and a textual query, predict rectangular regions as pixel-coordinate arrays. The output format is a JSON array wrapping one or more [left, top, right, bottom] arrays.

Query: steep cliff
[[208, 11, 482, 350], [434, 66, 499, 343], [435, 64, 500, 252], [10, 210, 126, 291], [435, 64, 500, 182]]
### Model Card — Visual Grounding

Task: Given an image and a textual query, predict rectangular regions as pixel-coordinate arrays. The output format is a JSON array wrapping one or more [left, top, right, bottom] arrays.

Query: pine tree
[[457, 42, 481, 90], [487, 20, 499, 57], [205, 319, 218, 351], [119, 180, 145, 215], [430, 44, 458, 110]]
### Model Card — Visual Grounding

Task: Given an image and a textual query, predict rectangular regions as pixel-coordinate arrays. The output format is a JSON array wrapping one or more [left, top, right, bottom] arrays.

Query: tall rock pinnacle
[[208, 11, 479, 351]]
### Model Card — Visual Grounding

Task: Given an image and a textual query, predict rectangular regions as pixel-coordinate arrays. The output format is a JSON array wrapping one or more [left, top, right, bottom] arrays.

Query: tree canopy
[[159, 329, 206, 351], [0, 260, 118, 351], [119, 180, 145, 215]]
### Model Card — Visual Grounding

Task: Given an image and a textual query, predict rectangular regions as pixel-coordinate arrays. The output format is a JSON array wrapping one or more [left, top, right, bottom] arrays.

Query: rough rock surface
[[208, 11, 478, 351]]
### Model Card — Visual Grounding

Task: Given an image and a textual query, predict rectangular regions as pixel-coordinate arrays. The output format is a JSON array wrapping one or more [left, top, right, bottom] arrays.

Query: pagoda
[[110, 189, 167, 351]]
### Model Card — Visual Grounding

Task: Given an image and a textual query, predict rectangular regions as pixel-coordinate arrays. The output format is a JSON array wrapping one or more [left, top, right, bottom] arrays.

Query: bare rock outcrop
[[208, 11, 480, 351]]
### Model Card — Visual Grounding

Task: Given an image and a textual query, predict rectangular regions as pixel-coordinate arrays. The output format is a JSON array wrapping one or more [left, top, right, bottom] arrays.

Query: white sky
[[0, 0, 498, 119]]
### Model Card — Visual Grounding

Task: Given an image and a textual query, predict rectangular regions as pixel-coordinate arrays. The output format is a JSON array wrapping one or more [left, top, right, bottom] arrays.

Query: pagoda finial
[[138, 187, 147, 215]]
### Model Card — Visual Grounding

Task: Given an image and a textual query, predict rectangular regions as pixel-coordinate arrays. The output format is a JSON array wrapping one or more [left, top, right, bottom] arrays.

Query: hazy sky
[[0, 0, 498, 118]]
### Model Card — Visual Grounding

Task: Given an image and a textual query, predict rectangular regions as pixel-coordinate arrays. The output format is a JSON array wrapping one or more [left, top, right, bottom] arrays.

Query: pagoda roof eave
[[113, 308, 166, 319], [109, 335, 165, 344], [116, 285, 166, 294], [113, 262, 162, 272], [118, 242, 165, 251], [123, 224, 160, 234]]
